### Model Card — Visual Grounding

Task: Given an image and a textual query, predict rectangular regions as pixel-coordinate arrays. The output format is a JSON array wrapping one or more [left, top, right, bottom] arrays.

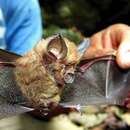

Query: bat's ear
[[47, 34, 67, 60]]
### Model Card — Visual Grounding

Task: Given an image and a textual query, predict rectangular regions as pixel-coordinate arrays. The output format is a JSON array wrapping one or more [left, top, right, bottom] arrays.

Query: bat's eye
[[63, 73, 75, 83]]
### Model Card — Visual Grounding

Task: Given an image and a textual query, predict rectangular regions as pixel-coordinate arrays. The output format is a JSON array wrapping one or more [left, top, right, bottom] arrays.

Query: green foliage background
[[40, 0, 130, 44]]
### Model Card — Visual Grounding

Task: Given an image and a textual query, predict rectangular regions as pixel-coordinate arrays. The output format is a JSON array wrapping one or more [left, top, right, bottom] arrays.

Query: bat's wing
[[0, 49, 33, 119], [60, 56, 130, 108]]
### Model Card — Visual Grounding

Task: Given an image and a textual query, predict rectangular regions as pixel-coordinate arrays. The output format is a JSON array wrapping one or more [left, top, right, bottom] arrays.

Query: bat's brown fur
[[15, 35, 80, 108]]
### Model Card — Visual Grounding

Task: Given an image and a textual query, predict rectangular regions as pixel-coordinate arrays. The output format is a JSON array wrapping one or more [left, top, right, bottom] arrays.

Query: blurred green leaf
[[44, 25, 83, 44]]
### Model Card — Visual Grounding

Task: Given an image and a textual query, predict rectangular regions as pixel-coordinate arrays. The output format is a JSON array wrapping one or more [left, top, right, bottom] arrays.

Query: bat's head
[[34, 34, 80, 86]]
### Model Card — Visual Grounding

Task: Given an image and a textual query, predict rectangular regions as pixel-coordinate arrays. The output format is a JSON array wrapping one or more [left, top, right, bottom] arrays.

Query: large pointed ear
[[47, 34, 68, 60]]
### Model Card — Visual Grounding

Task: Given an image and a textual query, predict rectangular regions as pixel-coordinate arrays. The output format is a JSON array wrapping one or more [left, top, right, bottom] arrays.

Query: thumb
[[116, 32, 130, 69]]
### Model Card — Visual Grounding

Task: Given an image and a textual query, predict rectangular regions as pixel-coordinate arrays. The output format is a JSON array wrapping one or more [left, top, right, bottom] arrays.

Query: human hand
[[82, 24, 130, 69], [82, 24, 130, 108]]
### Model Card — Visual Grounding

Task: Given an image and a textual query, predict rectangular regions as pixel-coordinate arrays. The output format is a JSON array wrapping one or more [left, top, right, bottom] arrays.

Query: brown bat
[[0, 36, 130, 119], [14, 34, 80, 110]]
